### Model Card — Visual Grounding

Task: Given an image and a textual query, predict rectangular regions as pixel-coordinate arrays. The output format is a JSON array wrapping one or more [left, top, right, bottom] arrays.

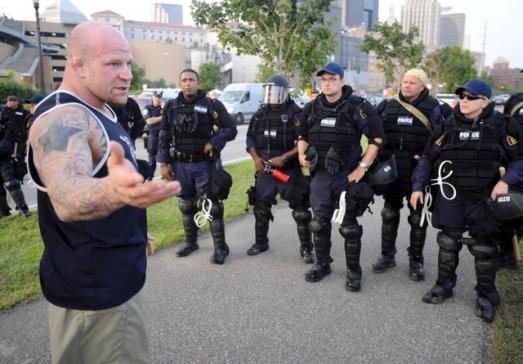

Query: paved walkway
[[0, 197, 491, 363]]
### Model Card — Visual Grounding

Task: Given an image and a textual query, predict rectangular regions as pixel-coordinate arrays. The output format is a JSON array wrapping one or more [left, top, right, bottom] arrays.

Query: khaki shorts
[[48, 289, 149, 364]]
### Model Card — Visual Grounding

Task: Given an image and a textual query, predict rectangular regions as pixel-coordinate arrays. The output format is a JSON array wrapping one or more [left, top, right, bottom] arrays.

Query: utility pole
[[33, 0, 46, 94]]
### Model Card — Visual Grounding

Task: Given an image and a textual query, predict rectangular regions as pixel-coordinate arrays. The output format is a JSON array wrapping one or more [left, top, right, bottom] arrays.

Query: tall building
[[41, 0, 87, 24], [439, 13, 465, 47], [341, 0, 379, 31], [151, 3, 183, 24], [401, 0, 441, 49]]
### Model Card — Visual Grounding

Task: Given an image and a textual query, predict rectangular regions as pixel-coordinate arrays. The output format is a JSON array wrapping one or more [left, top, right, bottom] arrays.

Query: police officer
[[372, 69, 449, 281], [111, 97, 145, 146], [297, 63, 384, 291], [245, 75, 314, 263], [410, 79, 523, 322], [0, 95, 30, 217], [143, 91, 163, 180], [157, 69, 237, 264]]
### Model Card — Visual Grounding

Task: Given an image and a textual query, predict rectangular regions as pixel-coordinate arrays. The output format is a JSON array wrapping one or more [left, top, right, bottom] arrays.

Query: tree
[[361, 22, 424, 87], [130, 63, 146, 92], [199, 63, 223, 91], [191, 0, 336, 88], [422, 46, 477, 94]]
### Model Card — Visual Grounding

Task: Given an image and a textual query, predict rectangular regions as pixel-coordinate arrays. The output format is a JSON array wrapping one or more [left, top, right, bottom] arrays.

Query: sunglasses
[[459, 94, 485, 101]]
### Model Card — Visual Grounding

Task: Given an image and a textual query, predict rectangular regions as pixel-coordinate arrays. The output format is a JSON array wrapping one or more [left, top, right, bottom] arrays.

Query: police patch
[[360, 109, 367, 119], [506, 135, 519, 146], [194, 105, 208, 114], [212, 111, 219, 119]]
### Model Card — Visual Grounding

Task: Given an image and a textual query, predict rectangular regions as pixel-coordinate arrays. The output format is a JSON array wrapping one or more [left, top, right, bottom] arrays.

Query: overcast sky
[[1, 0, 521, 68]]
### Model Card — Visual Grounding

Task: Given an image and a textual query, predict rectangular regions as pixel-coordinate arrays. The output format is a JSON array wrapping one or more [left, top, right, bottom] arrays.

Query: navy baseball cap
[[316, 62, 344, 78], [153, 90, 163, 97], [25, 95, 45, 104], [455, 79, 492, 99]]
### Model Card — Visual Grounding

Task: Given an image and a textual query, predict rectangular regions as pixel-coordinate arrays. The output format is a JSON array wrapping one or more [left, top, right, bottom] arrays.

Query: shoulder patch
[[360, 108, 367, 119], [506, 135, 519, 146], [295, 119, 301, 127], [212, 111, 219, 119]]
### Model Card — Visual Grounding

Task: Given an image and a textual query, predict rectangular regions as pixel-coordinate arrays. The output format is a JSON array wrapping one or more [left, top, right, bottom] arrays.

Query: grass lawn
[[0, 160, 254, 310], [1, 155, 521, 363]]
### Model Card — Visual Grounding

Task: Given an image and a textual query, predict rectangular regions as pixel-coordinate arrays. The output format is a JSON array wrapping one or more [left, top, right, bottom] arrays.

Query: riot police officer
[[157, 69, 237, 264], [143, 91, 163, 180], [245, 75, 314, 263], [372, 69, 449, 281], [297, 63, 384, 291], [410, 79, 523, 322], [0, 95, 30, 217]]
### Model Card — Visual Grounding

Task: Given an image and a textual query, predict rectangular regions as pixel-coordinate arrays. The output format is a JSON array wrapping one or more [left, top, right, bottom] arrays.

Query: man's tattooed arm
[[29, 104, 124, 221]]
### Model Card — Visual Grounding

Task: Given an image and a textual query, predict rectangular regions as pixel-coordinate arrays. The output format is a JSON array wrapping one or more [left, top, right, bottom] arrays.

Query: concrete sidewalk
[[0, 197, 491, 363]]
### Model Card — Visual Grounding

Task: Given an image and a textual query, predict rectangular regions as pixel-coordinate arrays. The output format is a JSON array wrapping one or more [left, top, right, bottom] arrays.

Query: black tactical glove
[[304, 144, 318, 172], [324, 146, 344, 174]]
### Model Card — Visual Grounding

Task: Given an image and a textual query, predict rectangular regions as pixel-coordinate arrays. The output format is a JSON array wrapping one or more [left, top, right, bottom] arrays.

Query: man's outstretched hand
[[107, 141, 180, 208]]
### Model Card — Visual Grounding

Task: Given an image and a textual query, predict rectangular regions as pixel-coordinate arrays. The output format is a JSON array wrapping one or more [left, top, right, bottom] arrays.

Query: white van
[[219, 83, 264, 124]]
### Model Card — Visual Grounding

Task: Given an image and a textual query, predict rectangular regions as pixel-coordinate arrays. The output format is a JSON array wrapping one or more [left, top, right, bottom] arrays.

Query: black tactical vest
[[307, 96, 362, 164], [254, 103, 299, 154], [381, 97, 438, 185], [437, 111, 507, 196], [167, 97, 214, 153]]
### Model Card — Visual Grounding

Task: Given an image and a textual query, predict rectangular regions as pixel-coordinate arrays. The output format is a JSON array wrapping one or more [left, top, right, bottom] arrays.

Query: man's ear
[[70, 55, 86, 78]]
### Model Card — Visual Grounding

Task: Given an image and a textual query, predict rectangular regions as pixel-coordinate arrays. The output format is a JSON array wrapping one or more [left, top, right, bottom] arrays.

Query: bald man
[[371, 69, 450, 281], [27, 21, 180, 363]]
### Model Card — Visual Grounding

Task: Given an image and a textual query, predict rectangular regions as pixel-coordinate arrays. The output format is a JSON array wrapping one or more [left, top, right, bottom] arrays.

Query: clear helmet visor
[[263, 83, 288, 105]]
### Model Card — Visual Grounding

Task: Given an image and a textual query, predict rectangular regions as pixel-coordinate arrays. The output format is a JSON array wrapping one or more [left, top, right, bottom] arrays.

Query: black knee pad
[[381, 205, 400, 223], [468, 244, 497, 259], [340, 223, 362, 240], [4, 180, 20, 192], [179, 198, 197, 215], [292, 209, 312, 224], [309, 215, 329, 233], [254, 201, 272, 223], [209, 200, 223, 219], [437, 230, 461, 251], [408, 211, 423, 228]]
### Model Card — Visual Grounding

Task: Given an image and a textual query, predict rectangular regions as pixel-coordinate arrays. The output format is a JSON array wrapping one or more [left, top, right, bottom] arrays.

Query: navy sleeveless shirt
[[28, 91, 147, 310]]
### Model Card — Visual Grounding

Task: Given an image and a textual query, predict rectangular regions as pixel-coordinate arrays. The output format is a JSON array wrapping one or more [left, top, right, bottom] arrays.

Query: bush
[[0, 78, 39, 103]]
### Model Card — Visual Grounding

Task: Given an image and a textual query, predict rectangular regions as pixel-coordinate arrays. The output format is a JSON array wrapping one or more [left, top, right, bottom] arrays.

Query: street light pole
[[33, 0, 46, 94]]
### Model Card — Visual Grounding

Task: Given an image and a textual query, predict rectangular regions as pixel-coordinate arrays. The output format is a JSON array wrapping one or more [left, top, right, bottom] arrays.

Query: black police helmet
[[266, 74, 289, 88], [487, 190, 523, 221], [368, 156, 399, 194]]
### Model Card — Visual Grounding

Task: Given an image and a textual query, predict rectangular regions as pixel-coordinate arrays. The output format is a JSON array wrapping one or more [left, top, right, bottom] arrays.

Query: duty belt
[[171, 150, 207, 162]]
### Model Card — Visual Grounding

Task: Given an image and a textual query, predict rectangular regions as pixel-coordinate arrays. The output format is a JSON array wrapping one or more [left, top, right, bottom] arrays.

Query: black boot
[[247, 201, 272, 256], [407, 211, 427, 281], [0, 193, 10, 218], [373, 203, 400, 273], [177, 200, 199, 257], [422, 283, 454, 304], [209, 202, 229, 265], [476, 297, 496, 323], [292, 209, 314, 264], [372, 254, 396, 273], [305, 262, 332, 282], [409, 258, 425, 281], [346, 267, 362, 292], [341, 220, 363, 291]]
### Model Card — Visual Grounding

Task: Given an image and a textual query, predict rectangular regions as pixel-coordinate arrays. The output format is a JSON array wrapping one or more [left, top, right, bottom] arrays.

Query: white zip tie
[[420, 185, 433, 228], [430, 160, 457, 201], [332, 191, 346, 225], [194, 198, 213, 228]]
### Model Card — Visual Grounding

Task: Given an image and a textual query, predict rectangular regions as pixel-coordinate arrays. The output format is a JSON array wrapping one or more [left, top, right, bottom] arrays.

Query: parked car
[[493, 94, 510, 105], [219, 83, 264, 124]]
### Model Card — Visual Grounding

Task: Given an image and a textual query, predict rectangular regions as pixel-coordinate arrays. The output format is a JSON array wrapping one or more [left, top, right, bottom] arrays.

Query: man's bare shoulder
[[29, 103, 102, 158]]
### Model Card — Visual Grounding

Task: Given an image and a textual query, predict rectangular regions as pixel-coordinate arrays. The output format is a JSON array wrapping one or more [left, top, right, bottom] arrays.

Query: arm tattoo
[[31, 105, 123, 221]]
